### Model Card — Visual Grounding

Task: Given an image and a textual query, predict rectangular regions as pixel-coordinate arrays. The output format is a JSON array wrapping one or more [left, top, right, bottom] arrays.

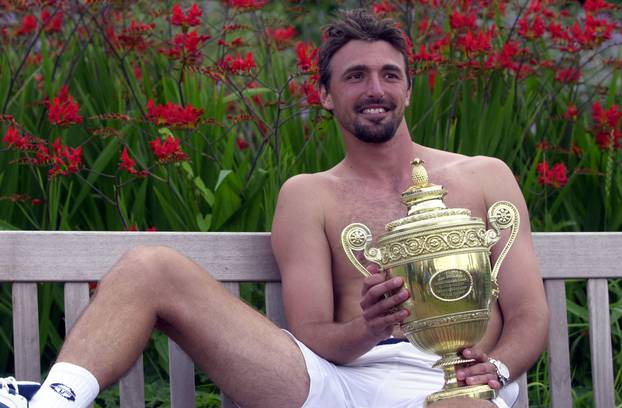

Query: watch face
[[492, 359, 510, 380]]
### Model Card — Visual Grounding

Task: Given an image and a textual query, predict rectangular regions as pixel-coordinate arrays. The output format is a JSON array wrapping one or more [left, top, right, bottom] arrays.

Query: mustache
[[354, 98, 395, 111]]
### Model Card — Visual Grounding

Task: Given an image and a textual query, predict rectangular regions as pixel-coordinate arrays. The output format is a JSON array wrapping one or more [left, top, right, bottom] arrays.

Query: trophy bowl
[[341, 159, 519, 405]]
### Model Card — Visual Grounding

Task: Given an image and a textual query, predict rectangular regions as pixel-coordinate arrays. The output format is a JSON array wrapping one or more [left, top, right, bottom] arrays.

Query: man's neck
[[341, 123, 419, 185]]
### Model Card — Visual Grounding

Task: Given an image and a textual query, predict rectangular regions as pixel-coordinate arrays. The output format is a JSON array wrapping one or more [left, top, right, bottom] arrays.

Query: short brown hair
[[319, 9, 412, 90]]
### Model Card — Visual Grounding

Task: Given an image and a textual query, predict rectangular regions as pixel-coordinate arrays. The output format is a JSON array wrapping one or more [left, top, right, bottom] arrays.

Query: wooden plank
[[2, 232, 621, 281], [266, 282, 287, 329], [514, 373, 529, 408], [169, 339, 195, 408], [533, 233, 622, 279], [12, 283, 40, 382], [119, 356, 144, 408], [63, 283, 90, 334], [0, 232, 279, 282], [544, 280, 572, 408], [587, 279, 615, 408]]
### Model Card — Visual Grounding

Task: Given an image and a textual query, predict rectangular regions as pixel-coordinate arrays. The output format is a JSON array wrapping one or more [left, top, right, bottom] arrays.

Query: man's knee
[[101, 245, 187, 287]]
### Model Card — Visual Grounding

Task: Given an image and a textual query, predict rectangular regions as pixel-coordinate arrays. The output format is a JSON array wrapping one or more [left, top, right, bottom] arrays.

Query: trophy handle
[[341, 223, 383, 277], [482, 201, 520, 297]]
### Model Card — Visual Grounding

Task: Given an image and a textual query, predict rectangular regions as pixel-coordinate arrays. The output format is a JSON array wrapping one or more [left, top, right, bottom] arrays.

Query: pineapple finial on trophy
[[410, 158, 430, 188]]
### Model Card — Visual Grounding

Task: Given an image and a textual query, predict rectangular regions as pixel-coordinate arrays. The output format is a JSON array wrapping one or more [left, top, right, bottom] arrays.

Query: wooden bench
[[1, 231, 619, 407]]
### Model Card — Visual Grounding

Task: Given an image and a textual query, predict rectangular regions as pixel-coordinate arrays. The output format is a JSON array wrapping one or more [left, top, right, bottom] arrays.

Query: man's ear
[[319, 85, 334, 111], [405, 84, 411, 107]]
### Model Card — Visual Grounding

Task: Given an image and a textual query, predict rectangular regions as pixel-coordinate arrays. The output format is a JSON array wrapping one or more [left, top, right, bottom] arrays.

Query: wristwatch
[[489, 358, 510, 386]]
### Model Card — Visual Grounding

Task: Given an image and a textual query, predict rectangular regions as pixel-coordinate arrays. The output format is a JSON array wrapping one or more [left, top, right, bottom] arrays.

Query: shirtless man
[[0, 9, 548, 408]]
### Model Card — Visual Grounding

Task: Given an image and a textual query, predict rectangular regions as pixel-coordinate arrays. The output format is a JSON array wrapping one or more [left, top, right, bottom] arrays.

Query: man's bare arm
[[271, 174, 409, 364], [458, 157, 549, 387]]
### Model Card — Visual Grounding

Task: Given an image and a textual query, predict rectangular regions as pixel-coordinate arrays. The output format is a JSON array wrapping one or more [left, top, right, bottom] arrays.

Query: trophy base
[[424, 384, 496, 406]]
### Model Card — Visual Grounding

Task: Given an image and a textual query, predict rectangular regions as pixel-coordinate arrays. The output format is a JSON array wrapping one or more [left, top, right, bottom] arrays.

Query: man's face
[[320, 40, 411, 144]]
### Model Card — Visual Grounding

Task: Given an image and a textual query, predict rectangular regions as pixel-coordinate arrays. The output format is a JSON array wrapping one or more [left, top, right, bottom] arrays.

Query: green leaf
[[0, 219, 19, 230]]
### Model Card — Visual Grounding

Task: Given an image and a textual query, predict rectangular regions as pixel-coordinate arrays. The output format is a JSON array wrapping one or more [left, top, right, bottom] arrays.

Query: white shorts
[[287, 333, 519, 408]]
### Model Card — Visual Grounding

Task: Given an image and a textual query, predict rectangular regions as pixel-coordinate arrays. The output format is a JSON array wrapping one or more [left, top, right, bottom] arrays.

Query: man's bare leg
[[51, 245, 309, 408]]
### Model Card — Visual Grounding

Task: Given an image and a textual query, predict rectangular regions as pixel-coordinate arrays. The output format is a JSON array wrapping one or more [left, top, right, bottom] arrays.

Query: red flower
[[236, 137, 249, 150], [171, 3, 202, 29], [584, 0, 614, 12], [595, 129, 621, 150], [228, 0, 267, 10], [2, 127, 33, 151], [536, 161, 568, 188], [295, 42, 319, 73], [116, 20, 155, 53], [146, 100, 204, 129], [161, 31, 210, 65], [555, 67, 581, 84], [592, 102, 622, 129], [48, 138, 83, 179], [218, 52, 256, 75], [517, 16, 545, 40], [266, 26, 296, 48], [372, 0, 396, 15], [457, 27, 494, 57], [299, 81, 320, 106], [563, 104, 578, 121], [449, 11, 477, 32], [41, 8, 63, 34], [413, 45, 442, 63], [119, 147, 148, 176], [149, 135, 188, 163], [15, 15, 37, 36], [47, 85, 83, 126]]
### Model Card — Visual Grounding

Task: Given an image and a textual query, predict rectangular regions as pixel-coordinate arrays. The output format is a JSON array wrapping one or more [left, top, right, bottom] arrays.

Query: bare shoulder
[[274, 171, 334, 212], [271, 171, 336, 244], [446, 155, 518, 200]]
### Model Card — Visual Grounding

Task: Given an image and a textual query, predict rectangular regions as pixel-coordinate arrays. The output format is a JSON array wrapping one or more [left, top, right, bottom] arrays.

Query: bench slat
[[119, 357, 144, 407], [169, 340, 195, 408], [63, 283, 90, 333], [266, 282, 287, 329], [587, 279, 615, 408], [534, 233, 622, 279], [0, 232, 278, 282], [12, 283, 40, 382], [544, 279, 572, 408]]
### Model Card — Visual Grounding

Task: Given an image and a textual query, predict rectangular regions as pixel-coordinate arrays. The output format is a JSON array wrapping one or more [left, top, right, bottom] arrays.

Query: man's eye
[[385, 73, 400, 79], [347, 73, 363, 80]]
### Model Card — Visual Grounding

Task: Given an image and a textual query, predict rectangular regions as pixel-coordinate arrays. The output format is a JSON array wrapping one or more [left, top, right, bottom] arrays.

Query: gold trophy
[[341, 159, 519, 405]]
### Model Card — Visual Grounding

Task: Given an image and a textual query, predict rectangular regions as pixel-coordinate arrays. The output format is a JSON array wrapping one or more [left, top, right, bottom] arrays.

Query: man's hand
[[455, 348, 502, 390], [359, 265, 411, 342]]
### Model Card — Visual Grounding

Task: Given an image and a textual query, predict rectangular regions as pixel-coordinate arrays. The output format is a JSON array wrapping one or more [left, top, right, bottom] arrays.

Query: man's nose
[[366, 74, 385, 98]]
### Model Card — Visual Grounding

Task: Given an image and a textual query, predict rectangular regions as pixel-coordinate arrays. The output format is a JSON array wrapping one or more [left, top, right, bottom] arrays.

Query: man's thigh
[[136, 247, 311, 408]]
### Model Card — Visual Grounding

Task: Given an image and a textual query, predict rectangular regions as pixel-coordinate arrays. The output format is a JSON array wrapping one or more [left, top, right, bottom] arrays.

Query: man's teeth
[[363, 108, 386, 114]]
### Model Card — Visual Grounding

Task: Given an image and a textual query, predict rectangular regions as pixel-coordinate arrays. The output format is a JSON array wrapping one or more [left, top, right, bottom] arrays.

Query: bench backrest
[[1, 231, 620, 408]]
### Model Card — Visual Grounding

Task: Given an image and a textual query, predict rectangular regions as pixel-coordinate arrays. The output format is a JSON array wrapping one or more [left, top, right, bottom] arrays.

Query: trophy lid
[[385, 159, 472, 232]]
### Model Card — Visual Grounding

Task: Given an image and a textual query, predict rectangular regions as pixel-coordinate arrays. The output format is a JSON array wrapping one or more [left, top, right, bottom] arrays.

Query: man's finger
[[360, 277, 404, 308], [362, 288, 410, 320], [461, 348, 488, 363], [365, 264, 381, 275]]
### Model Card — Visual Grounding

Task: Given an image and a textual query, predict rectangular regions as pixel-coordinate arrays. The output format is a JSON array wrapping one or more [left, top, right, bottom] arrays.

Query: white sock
[[29, 362, 99, 408]]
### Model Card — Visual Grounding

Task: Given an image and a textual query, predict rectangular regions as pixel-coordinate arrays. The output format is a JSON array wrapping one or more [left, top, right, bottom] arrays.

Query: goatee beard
[[352, 98, 399, 143], [353, 120, 398, 144]]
